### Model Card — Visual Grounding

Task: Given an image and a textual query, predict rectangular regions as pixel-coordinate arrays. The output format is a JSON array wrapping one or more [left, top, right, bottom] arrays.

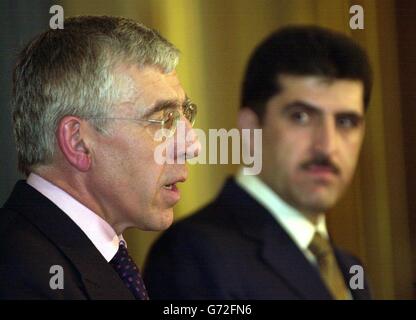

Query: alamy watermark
[[153, 121, 263, 176], [349, 5, 364, 30], [49, 265, 64, 290], [49, 5, 64, 29], [349, 264, 364, 290]]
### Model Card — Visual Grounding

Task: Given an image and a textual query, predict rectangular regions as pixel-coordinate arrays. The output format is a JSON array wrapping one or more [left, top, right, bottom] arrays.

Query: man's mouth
[[161, 178, 186, 205], [301, 156, 340, 176], [162, 175, 187, 192], [306, 164, 338, 175], [163, 183, 177, 191]]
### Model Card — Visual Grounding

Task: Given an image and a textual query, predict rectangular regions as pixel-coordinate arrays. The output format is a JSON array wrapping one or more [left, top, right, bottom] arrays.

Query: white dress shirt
[[27, 173, 123, 262], [235, 167, 329, 265]]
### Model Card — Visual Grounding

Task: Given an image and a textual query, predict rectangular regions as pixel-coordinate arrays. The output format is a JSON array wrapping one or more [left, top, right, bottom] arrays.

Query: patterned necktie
[[110, 241, 149, 300], [308, 232, 350, 300]]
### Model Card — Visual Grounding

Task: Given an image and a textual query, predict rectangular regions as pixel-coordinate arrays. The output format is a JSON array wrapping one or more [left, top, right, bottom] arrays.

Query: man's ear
[[238, 107, 262, 159], [238, 107, 261, 130], [57, 116, 92, 172]]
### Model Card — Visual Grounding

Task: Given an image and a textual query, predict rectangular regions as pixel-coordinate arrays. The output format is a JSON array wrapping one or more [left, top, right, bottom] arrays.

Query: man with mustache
[[0, 16, 199, 299], [144, 25, 372, 299]]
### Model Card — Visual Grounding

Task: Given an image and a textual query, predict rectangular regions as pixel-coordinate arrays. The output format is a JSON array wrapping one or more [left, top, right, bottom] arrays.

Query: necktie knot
[[308, 232, 332, 261], [110, 241, 149, 300]]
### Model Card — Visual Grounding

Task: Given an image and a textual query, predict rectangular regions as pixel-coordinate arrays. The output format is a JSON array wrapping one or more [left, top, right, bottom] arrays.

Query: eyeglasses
[[87, 100, 197, 139]]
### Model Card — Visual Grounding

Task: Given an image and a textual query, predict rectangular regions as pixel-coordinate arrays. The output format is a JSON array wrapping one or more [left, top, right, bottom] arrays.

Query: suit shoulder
[[0, 208, 78, 299], [335, 246, 364, 266], [0, 207, 56, 255], [147, 196, 243, 272], [174, 194, 237, 230]]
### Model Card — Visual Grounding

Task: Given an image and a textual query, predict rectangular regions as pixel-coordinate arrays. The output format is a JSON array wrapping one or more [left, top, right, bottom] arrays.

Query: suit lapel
[[4, 181, 134, 300], [222, 178, 333, 299], [334, 248, 371, 300], [60, 245, 133, 300], [260, 220, 333, 299]]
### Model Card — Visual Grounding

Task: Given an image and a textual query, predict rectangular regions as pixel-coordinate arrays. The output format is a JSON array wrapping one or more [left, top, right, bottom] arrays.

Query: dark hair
[[241, 25, 373, 118]]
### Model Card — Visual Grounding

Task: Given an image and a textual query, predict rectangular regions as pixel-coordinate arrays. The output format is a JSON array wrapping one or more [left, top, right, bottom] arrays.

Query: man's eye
[[149, 108, 173, 121], [337, 116, 359, 129], [147, 111, 164, 121], [290, 111, 310, 124]]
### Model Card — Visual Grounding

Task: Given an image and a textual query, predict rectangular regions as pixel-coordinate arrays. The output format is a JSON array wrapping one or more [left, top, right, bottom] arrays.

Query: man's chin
[[158, 216, 174, 231], [301, 196, 339, 214], [146, 208, 174, 231], [294, 188, 341, 214]]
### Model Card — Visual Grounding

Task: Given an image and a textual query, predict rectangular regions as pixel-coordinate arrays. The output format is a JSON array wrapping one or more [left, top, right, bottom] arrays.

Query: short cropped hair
[[241, 25, 373, 119], [12, 16, 179, 175]]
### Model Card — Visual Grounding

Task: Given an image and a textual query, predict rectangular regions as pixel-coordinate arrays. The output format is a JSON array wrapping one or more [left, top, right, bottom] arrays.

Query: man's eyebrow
[[282, 100, 364, 118], [141, 99, 182, 118], [141, 96, 191, 118], [281, 101, 322, 114]]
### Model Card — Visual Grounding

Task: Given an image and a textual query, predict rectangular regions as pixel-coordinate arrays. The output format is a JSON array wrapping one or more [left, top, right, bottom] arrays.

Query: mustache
[[300, 154, 340, 175]]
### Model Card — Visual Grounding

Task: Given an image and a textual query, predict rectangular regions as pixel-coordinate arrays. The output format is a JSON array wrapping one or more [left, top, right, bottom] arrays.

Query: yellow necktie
[[308, 232, 350, 300]]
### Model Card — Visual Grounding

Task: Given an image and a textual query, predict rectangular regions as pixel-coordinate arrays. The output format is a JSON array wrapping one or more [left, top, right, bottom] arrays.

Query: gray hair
[[12, 16, 180, 175]]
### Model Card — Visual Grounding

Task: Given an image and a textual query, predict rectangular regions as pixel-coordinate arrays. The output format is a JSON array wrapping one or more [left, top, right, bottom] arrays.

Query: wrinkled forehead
[[115, 64, 186, 115]]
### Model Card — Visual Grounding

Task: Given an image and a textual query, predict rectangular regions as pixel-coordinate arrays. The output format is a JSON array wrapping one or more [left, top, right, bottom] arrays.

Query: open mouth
[[162, 176, 186, 191], [163, 183, 176, 190], [161, 182, 181, 204]]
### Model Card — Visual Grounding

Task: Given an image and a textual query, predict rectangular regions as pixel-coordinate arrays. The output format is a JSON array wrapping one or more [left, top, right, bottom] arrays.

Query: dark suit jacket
[[144, 178, 371, 300], [0, 181, 134, 300]]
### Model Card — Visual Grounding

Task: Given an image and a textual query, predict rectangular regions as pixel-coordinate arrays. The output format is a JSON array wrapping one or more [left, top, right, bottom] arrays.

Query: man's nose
[[173, 118, 201, 161], [312, 118, 338, 155]]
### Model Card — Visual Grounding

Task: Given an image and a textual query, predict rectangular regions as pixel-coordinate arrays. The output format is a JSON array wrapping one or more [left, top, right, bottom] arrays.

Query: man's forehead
[[277, 74, 363, 90], [275, 74, 364, 113], [127, 65, 182, 89], [122, 65, 186, 110]]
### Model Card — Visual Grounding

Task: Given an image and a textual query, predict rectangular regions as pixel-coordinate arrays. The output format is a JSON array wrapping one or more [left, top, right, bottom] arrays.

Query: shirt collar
[[27, 173, 123, 262], [235, 167, 328, 251]]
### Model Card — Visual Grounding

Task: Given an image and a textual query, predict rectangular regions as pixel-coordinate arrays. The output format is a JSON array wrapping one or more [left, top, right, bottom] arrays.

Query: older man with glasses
[[0, 16, 200, 300]]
